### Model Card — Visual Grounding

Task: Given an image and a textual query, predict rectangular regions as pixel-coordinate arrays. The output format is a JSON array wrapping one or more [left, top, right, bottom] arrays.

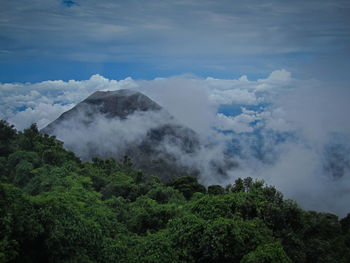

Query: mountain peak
[[83, 89, 162, 118], [42, 89, 162, 134], [87, 89, 141, 100]]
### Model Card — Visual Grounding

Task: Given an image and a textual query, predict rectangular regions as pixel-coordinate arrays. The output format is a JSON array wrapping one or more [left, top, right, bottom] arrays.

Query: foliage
[[0, 120, 349, 262], [241, 242, 292, 263], [166, 175, 206, 200]]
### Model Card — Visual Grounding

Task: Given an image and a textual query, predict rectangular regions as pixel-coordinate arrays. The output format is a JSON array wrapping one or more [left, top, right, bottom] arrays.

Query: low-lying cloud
[[1, 70, 350, 217], [46, 105, 233, 184]]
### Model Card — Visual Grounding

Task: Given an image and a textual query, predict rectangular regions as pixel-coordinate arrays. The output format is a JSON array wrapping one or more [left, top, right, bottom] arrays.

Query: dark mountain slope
[[42, 89, 163, 134]]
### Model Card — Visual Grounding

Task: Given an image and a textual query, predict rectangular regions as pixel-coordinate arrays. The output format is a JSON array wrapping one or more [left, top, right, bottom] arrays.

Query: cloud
[[8, 103, 75, 131], [217, 75, 350, 217], [260, 107, 291, 132], [62, 1, 79, 8], [46, 105, 234, 184], [2, 69, 290, 131], [277, 81, 350, 144], [0, 0, 349, 78], [206, 69, 293, 106], [215, 110, 257, 133], [0, 74, 138, 129], [234, 142, 350, 217], [49, 110, 172, 160], [138, 76, 217, 136], [1, 70, 350, 217]]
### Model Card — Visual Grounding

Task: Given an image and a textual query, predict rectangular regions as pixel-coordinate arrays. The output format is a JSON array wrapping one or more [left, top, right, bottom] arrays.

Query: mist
[[137, 74, 350, 217], [47, 103, 234, 184], [219, 79, 350, 217], [2, 71, 350, 217]]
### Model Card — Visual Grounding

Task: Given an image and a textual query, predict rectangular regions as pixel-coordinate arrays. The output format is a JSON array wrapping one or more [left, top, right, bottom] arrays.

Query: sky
[[0, 0, 349, 82], [1, 0, 350, 216]]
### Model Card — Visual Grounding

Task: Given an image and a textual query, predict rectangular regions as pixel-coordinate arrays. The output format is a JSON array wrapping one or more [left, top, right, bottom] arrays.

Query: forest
[[0, 119, 350, 262]]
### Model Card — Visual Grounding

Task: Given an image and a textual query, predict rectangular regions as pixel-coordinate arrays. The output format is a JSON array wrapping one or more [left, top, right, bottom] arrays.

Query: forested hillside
[[1, 120, 350, 262]]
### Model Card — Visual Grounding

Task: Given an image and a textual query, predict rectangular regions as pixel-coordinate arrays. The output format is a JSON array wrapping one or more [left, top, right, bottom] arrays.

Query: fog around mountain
[[41, 89, 236, 184], [2, 71, 350, 217]]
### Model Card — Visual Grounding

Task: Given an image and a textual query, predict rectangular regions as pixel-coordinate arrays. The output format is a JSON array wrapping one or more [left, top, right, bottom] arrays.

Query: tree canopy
[[0, 120, 349, 262]]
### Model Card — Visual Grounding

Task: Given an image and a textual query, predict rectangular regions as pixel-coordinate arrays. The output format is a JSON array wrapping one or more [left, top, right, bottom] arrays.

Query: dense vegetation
[[1, 120, 350, 262]]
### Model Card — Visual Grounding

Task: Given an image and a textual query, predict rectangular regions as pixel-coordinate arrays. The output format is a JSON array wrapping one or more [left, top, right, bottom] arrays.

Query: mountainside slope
[[41, 89, 207, 181], [42, 89, 162, 134]]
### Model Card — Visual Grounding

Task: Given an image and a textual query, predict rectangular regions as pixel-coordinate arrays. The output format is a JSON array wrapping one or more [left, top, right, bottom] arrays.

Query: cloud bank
[[1, 70, 350, 217], [0, 75, 137, 130]]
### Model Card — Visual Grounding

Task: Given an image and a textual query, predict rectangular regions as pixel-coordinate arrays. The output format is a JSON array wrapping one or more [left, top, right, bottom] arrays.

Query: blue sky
[[0, 0, 349, 82]]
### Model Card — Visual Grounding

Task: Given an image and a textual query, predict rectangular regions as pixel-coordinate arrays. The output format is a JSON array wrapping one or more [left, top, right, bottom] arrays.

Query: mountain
[[42, 89, 162, 134], [41, 89, 208, 181], [42, 89, 236, 182]]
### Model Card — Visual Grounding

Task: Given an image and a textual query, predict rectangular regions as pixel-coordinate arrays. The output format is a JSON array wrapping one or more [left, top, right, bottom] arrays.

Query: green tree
[[7, 151, 40, 187], [0, 183, 44, 262], [208, 184, 225, 195], [0, 120, 17, 157], [169, 215, 274, 263], [128, 196, 177, 234], [241, 242, 292, 263], [166, 176, 206, 200], [131, 231, 179, 263]]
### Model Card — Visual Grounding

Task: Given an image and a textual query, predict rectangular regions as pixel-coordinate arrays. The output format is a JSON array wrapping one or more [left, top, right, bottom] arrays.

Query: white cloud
[[138, 76, 217, 136], [0, 74, 139, 129], [258, 69, 292, 85], [215, 109, 258, 133], [8, 103, 75, 130], [205, 69, 292, 106], [277, 81, 350, 144], [260, 107, 291, 132], [50, 110, 172, 160], [2, 70, 350, 216], [209, 88, 259, 105]]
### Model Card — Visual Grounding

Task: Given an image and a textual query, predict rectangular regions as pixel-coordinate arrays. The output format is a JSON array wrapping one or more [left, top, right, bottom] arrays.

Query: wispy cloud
[[62, 1, 79, 8], [1, 0, 349, 78]]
